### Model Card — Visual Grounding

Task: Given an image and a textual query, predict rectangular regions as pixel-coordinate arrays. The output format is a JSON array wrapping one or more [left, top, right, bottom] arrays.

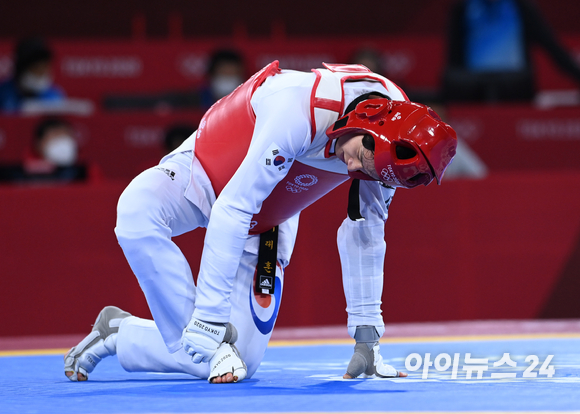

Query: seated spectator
[[0, 38, 66, 114], [133, 123, 197, 174], [104, 48, 246, 112], [0, 117, 100, 184], [198, 49, 246, 109], [442, 0, 580, 103]]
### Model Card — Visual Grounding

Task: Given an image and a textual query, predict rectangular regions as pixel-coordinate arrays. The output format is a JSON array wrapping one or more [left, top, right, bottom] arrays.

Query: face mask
[[42, 135, 78, 166], [210, 75, 242, 99], [19, 72, 53, 94]]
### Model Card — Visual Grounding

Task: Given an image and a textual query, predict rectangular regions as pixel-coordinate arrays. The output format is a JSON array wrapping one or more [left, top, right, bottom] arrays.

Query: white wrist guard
[[181, 318, 237, 364]]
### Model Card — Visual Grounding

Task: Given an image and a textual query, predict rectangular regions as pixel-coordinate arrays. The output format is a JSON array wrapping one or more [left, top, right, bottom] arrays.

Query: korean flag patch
[[260, 143, 293, 172]]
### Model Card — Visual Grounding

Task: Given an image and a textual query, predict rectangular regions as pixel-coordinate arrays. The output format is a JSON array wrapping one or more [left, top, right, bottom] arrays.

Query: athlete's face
[[335, 134, 380, 180]]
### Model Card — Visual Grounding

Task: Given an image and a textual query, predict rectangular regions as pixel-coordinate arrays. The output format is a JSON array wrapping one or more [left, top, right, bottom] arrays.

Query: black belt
[[256, 226, 278, 294]]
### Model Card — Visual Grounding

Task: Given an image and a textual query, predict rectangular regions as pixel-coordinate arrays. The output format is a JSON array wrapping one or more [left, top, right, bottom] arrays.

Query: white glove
[[181, 318, 238, 364]]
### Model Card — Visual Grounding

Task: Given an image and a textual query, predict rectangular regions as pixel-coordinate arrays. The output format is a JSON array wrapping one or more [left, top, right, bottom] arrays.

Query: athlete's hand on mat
[[343, 342, 408, 379]]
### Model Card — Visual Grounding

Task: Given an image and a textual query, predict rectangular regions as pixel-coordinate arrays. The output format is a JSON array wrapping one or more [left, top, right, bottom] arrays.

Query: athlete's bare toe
[[65, 370, 87, 381], [211, 373, 235, 384]]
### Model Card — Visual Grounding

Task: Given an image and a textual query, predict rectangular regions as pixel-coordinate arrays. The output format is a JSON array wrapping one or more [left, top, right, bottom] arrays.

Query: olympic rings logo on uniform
[[380, 168, 391, 181], [294, 174, 318, 187], [286, 185, 302, 193], [380, 166, 401, 185]]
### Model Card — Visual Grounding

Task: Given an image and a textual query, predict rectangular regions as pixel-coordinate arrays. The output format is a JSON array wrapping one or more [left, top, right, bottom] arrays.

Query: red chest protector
[[194, 61, 281, 199], [194, 61, 393, 234]]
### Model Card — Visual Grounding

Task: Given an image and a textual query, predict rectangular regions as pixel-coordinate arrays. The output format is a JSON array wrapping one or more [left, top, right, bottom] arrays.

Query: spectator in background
[[442, 0, 580, 103], [164, 124, 195, 154], [0, 38, 65, 113], [103, 48, 246, 112], [134, 123, 197, 174], [199, 49, 246, 109], [0, 117, 99, 184]]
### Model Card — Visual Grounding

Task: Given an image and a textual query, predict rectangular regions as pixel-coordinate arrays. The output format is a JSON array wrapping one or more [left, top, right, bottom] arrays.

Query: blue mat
[[1, 337, 579, 413]]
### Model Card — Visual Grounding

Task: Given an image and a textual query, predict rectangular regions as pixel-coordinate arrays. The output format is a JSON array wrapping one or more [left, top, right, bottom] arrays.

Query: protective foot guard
[[64, 306, 131, 381], [344, 325, 406, 379], [208, 343, 247, 383]]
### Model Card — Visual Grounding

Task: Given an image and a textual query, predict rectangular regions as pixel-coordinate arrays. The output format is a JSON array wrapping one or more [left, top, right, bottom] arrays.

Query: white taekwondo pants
[[114, 147, 295, 379]]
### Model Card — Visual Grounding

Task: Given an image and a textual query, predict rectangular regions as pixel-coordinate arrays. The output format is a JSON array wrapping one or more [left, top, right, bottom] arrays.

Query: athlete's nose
[[347, 157, 363, 173]]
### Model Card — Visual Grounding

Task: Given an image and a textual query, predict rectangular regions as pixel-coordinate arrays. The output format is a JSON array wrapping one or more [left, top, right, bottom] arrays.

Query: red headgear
[[326, 99, 457, 188]]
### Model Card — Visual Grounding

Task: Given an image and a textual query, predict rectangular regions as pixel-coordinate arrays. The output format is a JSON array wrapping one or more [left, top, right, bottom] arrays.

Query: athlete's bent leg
[[117, 317, 210, 378], [64, 306, 132, 381], [113, 167, 294, 382], [113, 249, 286, 381], [115, 154, 207, 353]]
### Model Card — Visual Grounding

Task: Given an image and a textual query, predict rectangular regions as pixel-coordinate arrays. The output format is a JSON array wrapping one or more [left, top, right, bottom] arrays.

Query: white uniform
[[114, 65, 403, 379]]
